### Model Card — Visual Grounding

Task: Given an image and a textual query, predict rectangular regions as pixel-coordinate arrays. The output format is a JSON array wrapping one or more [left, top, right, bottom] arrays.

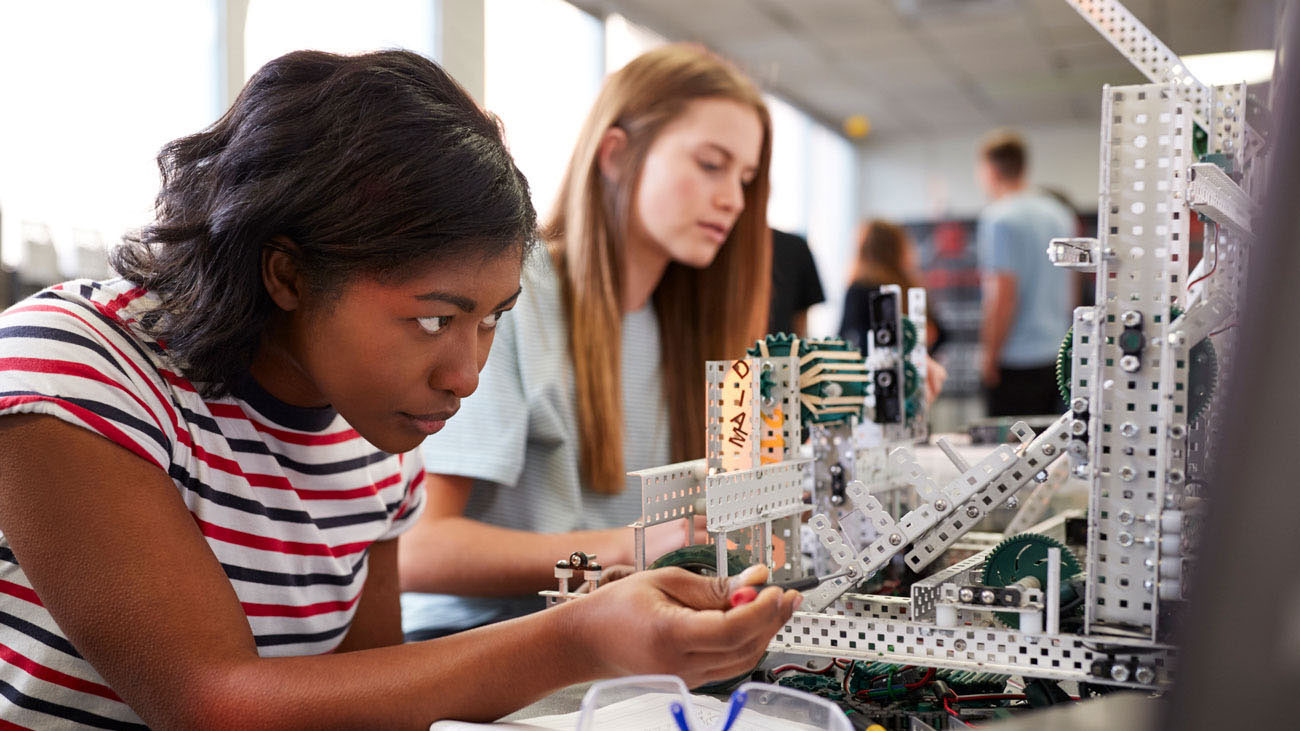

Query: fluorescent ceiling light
[[1181, 49, 1275, 85]]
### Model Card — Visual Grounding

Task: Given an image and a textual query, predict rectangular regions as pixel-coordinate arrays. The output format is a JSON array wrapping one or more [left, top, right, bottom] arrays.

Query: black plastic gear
[[982, 533, 1082, 628], [1054, 309, 1217, 420], [649, 544, 752, 577]]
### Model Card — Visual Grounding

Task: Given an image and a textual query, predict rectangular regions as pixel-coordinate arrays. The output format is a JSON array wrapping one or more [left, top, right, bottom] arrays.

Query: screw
[[934, 499, 948, 511], [1006, 496, 1020, 510], [1121, 422, 1138, 438], [1120, 355, 1141, 372], [1169, 424, 1186, 439], [1042, 443, 1057, 456], [966, 505, 981, 519], [1120, 466, 1136, 481], [959, 587, 975, 603], [1070, 419, 1088, 436], [888, 533, 902, 546], [878, 371, 894, 387], [1117, 510, 1134, 525], [1072, 397, 1090, 413], [1110, 663, 1132, 683], [1122, 310, 1143, 327], [1168, 469, 1184, 484], [954, 639, 967, 651], [1118, 532, 1134, 547], [980, 589, 997, 604], [875, 328, 893, 346], [1134, 666, 1156, 685]]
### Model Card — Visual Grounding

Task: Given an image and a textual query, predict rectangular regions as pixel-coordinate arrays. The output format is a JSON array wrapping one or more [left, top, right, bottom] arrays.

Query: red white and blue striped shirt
[[0, 279, 425, 728]]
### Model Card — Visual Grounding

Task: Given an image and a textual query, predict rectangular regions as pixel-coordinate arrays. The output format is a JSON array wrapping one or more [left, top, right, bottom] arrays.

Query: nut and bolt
[[1070, 419, 1088, 436], [889, 533, 902, 546], [1120, 465, 1137, 481], [980, 589, 997, 604], [959, 587, 975, 603], [1117, 532, 1135, 547], [1071, 397, 1090, 413], [1121, 422, 1138, 438], [1117, 510, 1135, 525], [878, 371, 894, 387], [954, 639, 967, 651], [1110, 663, 1132, 683], [1134, 666, 1156, 685], [1120, 354, 1141, 373], [1069, 440, 1089, 459], [1168, 469, 1184, 484], [1042, 443, 1057, 456], [1169, 424, 1186, 439], [966, 505, 981, 519], [934, 499, 948, 511], [1121, 310, 1143, 327], [1006, 496, 1020, 510]]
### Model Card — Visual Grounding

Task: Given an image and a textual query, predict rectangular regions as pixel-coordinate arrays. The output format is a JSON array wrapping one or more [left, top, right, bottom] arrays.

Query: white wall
[[858, 122, 1102, 222]]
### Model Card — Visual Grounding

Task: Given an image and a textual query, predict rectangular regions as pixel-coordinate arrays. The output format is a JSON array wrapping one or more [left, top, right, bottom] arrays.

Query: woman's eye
[[417, 315, 453, 334], [481, 311, 505, 329], [698, 159, 723, 173]]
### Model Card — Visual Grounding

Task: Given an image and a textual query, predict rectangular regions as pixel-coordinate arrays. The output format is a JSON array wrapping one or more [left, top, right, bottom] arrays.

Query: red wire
[[1187, 221, 1220, 290], [771, 661, 836, 676]]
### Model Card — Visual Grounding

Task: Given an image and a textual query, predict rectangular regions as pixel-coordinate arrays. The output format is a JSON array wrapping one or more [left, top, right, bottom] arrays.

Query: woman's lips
[[401, 411, 454, 435]]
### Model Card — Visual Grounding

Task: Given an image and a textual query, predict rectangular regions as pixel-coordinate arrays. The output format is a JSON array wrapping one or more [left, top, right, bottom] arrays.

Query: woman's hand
[[637, 514, 709, 564], [566, 564, 798, 688], [925, 355, 949, 403]]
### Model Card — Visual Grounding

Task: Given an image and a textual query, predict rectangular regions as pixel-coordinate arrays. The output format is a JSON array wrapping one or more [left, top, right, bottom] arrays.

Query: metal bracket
[[1187, 162, 1257, 237]]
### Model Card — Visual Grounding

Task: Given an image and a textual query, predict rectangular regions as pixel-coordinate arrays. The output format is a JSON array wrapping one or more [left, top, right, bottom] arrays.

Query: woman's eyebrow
[[495, 287, 523, 310], [413, 291, 476, 312], [414, 286, 522, 312]]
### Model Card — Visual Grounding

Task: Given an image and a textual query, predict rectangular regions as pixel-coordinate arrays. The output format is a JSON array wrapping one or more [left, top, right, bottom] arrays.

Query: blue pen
[[717, 689, 748, 731], [669, 700, 691, 731]]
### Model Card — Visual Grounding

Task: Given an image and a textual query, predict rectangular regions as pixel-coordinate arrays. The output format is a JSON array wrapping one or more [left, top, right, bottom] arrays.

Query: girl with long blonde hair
[[399, 44, 775, 639]]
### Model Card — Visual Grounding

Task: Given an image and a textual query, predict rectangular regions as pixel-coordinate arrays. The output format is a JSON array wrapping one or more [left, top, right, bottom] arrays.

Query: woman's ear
[[262, 236, 303, 312], [596, 127, 630, 184]]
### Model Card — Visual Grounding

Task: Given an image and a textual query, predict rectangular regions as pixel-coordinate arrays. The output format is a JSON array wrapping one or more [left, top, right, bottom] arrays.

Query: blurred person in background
[[840, 219, 947, 400], [768, 227, 824, 336], [974, 130, 1073, 416]]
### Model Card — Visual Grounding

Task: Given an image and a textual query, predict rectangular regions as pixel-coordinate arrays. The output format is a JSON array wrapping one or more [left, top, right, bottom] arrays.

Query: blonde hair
[[544, 44, 773, 494]]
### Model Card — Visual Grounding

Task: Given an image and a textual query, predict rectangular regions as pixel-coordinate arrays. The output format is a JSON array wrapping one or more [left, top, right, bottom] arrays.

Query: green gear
[[902, 318, 919, 354], [1055, 327, 1074, 403], [1054, 307, 1217, 420], [981, 533, 1082, 628], [747, 333, 807, 404], [649, 544, 752, 577], [747, 334, 868, 431]]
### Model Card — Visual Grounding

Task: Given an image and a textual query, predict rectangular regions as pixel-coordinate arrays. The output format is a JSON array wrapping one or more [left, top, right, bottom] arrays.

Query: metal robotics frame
[[765, 0, 1268, 692]]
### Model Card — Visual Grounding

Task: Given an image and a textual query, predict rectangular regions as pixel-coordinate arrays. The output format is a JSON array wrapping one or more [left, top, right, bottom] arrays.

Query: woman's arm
[[398, 473, 703, 595], [0, 414, 794, 728]]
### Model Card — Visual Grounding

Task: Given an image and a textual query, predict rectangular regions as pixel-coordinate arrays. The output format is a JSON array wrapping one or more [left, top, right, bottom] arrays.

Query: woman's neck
[[620, 230, 670, 313]]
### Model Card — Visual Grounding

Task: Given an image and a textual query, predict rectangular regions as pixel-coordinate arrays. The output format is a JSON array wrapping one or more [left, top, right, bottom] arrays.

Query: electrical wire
[[1187, 220, 1220, 290], [770, 660, 838, 676], [1208, 322, 1237, 337]]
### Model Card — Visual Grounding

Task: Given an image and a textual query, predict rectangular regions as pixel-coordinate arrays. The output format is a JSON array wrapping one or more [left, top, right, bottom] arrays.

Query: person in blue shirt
[[975, 130, 1075, 416]]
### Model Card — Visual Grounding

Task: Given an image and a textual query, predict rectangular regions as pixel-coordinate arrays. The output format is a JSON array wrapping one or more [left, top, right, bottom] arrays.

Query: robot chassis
[[544, 0, 1267, 696]]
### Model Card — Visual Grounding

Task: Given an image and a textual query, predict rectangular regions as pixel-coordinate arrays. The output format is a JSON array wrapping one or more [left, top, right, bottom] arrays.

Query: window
[[483, 0, 603, 217], [243, 0, 436, 80], [0, 1, 219, 272]]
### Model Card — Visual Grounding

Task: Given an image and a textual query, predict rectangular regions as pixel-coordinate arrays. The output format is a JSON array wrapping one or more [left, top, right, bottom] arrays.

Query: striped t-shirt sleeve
[[379, 450, 427, 541], [0, 289, 176, 470]]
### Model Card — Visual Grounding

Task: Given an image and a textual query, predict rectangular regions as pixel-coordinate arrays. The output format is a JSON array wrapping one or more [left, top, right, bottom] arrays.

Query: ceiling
[[567, 0, 1278, 142]]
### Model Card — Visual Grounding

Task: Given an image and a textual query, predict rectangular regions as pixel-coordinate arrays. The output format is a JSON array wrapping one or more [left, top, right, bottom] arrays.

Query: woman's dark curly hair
[[112, 49, 536, 398]]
